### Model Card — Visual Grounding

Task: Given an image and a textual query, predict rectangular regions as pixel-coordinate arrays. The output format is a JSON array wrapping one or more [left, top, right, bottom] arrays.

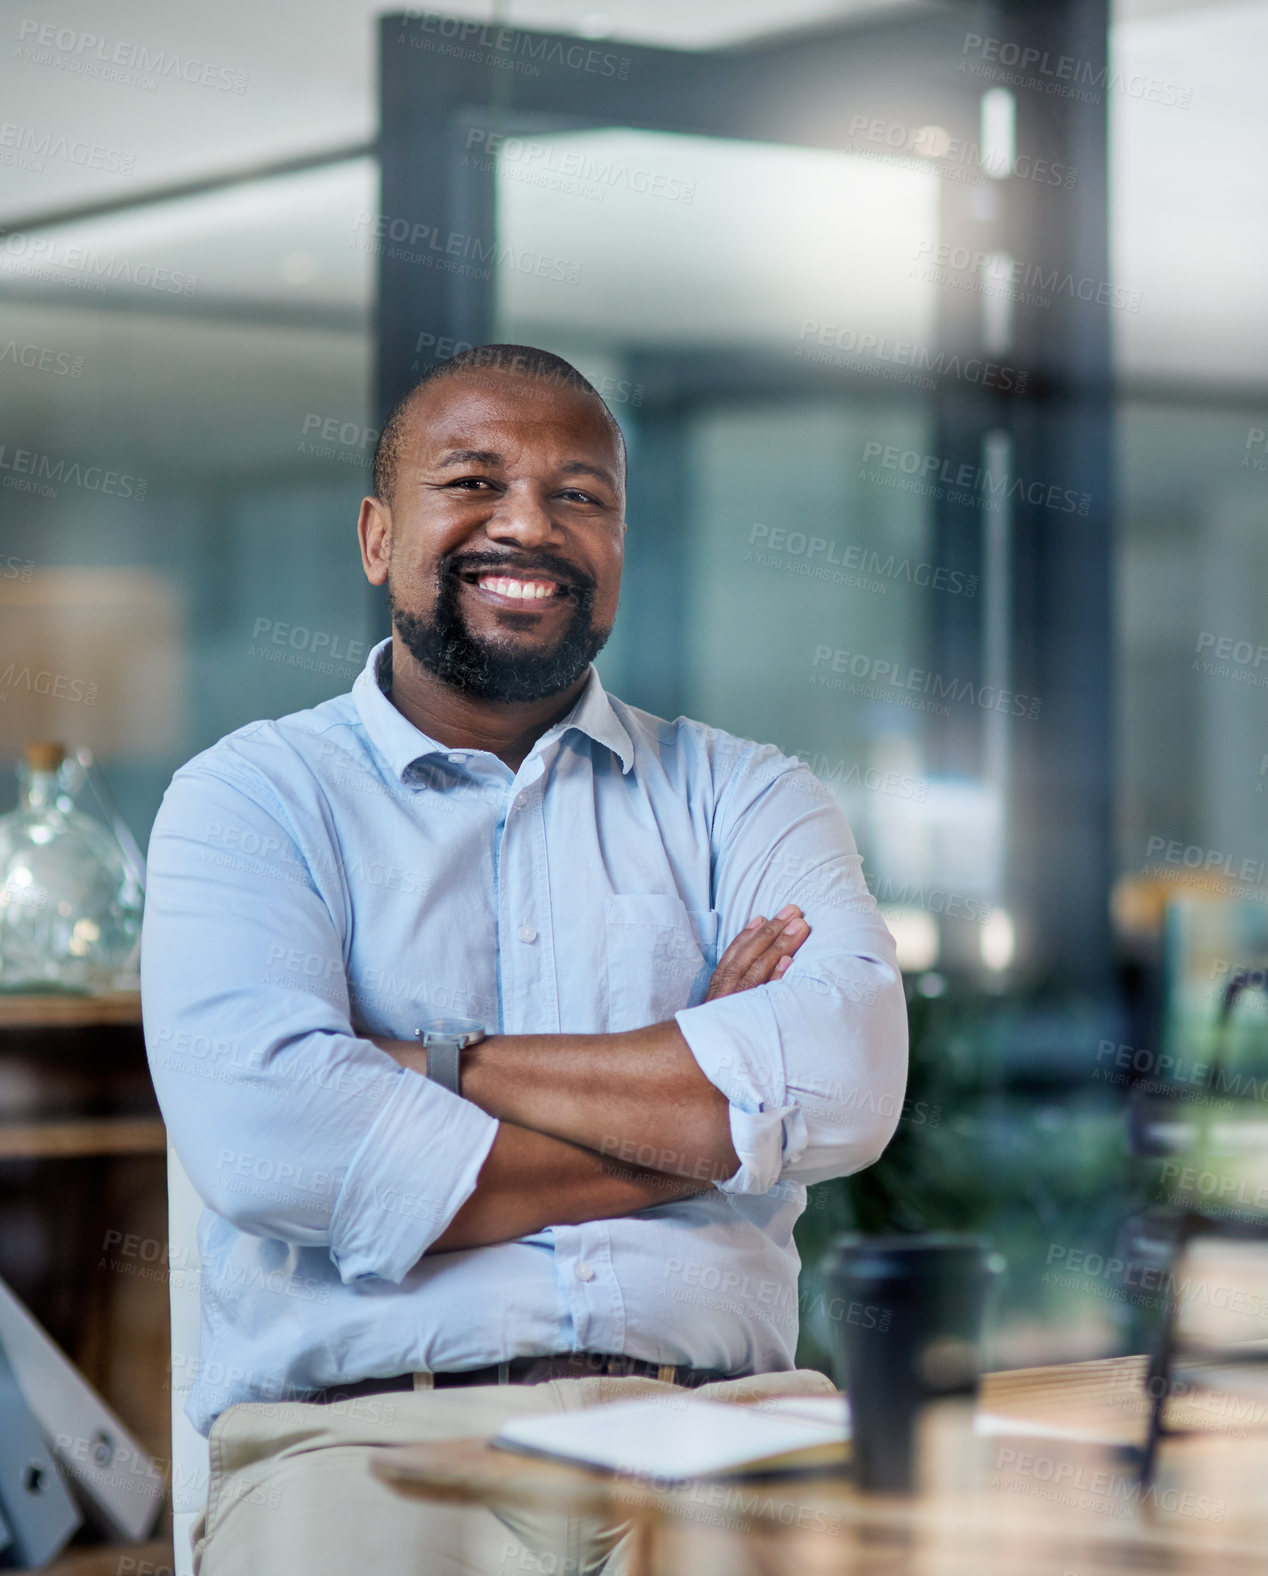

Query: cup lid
[[825, 1232, 1002, 1280]]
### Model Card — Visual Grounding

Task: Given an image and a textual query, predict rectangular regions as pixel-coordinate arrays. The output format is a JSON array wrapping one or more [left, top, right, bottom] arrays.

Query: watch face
[[419, 1017, 485, 1044]]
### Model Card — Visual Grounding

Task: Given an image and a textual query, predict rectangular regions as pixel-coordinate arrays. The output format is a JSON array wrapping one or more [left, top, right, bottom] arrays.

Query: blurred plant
[[793, 977, 1139, 1370]]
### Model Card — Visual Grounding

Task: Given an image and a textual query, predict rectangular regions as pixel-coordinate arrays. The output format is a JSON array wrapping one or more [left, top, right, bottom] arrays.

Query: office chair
[[167, 1145, 209, 1576]]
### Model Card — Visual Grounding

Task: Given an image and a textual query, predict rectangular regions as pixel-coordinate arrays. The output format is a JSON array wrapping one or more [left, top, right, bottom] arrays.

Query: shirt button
[[515, 791, 528, 809], [518, 923, 537, 944], [575, 1262, 595, 1283]]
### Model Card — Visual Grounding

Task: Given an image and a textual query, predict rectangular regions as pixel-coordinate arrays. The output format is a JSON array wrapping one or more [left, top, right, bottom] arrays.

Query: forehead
[[402, 369, 617, 463]]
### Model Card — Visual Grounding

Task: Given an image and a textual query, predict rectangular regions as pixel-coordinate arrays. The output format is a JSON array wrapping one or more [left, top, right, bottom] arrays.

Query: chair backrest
[[167, 1145, 209, 1576]]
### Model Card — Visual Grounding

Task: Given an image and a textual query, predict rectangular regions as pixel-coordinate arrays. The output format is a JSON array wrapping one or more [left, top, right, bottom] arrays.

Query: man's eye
[[560, 489, 599, 504], [450, 477, 494, 490]]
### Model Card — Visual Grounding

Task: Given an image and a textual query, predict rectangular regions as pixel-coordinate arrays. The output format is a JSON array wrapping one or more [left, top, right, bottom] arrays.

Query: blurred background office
[[1, 0, 1266, 1430]]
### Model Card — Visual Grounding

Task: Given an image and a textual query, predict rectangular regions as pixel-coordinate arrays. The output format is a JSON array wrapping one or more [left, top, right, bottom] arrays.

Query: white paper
[[494, 1394, 849, 1480], [750, 1394, 852, 1429]]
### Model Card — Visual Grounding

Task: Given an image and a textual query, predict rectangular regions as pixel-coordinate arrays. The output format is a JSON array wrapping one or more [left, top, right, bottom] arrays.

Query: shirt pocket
[[604, 892, 720, 1033]]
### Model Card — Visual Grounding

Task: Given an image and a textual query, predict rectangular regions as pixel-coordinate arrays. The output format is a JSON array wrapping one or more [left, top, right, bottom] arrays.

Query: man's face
[[362, 368, 625, 704]]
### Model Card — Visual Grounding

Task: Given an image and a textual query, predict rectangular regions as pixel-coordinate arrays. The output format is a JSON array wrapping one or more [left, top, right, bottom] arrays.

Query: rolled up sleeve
[[675, 745, 908, 1195], [141, 761, 498, 1284]]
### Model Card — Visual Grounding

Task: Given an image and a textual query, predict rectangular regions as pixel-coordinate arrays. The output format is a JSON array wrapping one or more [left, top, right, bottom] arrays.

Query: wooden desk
[[372, 1358, 1268, 1575]]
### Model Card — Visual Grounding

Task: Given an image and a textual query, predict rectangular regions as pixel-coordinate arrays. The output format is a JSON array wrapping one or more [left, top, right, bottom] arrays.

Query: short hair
[[371, 343, 627, 505]]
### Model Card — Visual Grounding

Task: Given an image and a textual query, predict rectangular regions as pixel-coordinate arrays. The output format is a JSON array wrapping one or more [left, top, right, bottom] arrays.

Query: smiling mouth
[[460, 569, 571, 604]]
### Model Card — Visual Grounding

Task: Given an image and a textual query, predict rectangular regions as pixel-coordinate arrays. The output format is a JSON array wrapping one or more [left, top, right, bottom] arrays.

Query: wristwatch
[[416, 1019, 487, 1096]]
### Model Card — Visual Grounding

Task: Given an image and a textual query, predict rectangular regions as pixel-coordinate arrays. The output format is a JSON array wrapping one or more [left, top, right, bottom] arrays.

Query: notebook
[[492, 1393, 850, 1481]]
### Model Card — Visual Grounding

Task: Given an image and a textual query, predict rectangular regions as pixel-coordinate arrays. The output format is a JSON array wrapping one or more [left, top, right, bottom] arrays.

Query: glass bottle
[[0, 741, 144, 994]]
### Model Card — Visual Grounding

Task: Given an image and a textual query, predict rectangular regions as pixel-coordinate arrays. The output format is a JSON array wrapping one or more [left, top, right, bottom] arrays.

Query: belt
[[307, 1352, 732, 1404]]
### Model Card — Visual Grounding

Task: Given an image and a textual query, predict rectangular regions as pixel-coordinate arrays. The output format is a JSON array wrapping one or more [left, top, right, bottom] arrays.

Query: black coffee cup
[[823, 1232, 1002, 1493]]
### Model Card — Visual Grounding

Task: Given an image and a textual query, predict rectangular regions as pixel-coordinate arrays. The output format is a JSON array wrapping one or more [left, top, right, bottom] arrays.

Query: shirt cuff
[[674, 992, 806, 1195], [327, 1066, 498, 1284]]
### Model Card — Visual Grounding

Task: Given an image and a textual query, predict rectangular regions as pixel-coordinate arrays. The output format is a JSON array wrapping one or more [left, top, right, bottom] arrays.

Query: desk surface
[[373, 1357, 1268, 1575]]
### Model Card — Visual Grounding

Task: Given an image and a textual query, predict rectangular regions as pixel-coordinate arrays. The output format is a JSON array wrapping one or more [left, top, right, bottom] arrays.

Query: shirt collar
[[351, 637, 635, 780]]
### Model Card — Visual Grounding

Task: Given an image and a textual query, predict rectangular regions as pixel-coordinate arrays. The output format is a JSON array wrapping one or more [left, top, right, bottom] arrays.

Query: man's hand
[[706, 904, 810, 1001], [363, 901, 812, 1201]]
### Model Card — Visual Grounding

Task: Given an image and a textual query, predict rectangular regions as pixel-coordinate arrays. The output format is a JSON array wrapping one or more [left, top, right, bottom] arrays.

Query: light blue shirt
[[142, 639, 906, 1435]]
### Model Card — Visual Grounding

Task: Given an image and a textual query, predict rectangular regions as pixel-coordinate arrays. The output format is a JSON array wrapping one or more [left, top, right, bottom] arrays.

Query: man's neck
[[382, 634, 589, 774]]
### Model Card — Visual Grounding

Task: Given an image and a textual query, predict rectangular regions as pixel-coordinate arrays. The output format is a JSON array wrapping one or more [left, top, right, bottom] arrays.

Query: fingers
[[705, 905, 811, 1001]]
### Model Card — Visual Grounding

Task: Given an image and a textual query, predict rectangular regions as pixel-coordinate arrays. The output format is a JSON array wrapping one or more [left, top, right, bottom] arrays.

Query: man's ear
[[358, 496, 390, 586]]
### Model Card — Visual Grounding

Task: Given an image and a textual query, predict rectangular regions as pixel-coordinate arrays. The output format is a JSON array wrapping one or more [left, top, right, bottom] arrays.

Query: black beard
[[390, 553, 610, 704]]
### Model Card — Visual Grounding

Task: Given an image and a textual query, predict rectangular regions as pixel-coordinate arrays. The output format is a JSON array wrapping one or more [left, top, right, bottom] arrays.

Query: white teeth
[[477, 575, 557, 600]]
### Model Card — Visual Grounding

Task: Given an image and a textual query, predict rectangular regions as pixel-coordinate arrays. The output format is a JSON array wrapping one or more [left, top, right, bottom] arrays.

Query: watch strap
[[424, 1038, 462, 1096]]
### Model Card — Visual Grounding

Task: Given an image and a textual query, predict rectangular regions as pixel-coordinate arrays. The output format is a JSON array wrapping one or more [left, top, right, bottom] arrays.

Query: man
[[142, 344, 907, 1575]]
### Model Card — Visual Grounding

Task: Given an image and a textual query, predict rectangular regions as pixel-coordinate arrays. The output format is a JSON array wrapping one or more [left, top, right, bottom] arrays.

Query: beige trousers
[[193, 1368, 838, 1576]]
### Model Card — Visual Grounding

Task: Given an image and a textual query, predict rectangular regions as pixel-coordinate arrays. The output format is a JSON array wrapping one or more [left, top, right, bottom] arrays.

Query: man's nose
[[484, 485, 558, 546]]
